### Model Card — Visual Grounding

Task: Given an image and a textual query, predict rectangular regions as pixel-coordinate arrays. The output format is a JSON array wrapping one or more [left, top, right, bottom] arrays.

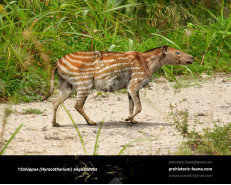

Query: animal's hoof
[[125, 117, 137, 124], [87, 121, 96, 126], [52, 122, 60, 127], [125, 117, 131, 121], [130, 119, 137, 124]]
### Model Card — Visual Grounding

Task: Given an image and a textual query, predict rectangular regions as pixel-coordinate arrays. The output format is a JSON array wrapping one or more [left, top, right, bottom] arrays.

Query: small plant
[[201, 123, 231, 155], [168, 103, 231, 155], [168, 103, 189, 137], [22, 108, 45, 114]]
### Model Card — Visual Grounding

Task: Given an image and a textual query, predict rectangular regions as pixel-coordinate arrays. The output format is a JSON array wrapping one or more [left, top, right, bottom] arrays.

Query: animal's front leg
[[127, 93, 138, 124], [74, 92, 96, 125], [125, 89, 141, 123]]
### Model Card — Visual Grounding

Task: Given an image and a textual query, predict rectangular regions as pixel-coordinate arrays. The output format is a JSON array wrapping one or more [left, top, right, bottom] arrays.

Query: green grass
[[0, 106, 24, 155], [61, 103, 87, 155], [93, 120, 104, 155], [22, 108, 45, 114], [0, 0, 230, 102], [116, 89, 128, 94], [0, 123, 23, 155], [118, 137, 150, 155]]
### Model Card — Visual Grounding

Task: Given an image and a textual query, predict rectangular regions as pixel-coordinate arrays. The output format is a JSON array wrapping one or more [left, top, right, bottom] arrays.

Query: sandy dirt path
[[1, 75, 231, 155]]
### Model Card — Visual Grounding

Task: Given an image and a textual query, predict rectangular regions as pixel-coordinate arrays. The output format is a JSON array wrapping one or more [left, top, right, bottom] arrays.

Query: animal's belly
[[94, 73, 130, 92]]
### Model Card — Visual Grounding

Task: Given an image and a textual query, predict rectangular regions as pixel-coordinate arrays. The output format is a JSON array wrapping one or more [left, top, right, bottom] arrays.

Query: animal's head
[[161, 45, 194, 65]]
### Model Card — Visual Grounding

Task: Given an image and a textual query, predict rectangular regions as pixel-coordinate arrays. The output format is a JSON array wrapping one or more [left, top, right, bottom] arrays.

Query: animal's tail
[[42, 65, 58, 101]]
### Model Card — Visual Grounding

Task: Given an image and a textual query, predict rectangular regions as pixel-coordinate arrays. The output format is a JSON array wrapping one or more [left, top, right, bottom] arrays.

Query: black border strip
[[0, 155, 230, 184]]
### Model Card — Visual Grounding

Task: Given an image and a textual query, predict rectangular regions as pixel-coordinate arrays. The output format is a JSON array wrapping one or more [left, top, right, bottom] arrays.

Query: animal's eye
[[176, 51, 180, 55]]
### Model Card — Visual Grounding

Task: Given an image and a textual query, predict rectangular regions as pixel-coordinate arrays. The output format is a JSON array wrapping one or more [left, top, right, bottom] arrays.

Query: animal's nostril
[[191, 56, 194, 60]]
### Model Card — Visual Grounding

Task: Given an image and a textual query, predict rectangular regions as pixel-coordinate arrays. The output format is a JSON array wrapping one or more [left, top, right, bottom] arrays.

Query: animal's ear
[[162, 45, 168, 54]]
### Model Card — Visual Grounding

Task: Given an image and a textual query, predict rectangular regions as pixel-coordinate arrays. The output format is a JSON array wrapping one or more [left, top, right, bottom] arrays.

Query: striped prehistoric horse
[[42, 45, 194, 127]]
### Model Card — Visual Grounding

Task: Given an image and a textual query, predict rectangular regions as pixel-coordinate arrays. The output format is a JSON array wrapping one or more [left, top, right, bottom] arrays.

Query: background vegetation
[[0, 0, 231, 102]]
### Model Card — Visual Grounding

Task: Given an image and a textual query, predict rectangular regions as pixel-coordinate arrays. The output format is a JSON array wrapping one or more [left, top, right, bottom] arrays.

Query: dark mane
[[143, 46, 162, 53]]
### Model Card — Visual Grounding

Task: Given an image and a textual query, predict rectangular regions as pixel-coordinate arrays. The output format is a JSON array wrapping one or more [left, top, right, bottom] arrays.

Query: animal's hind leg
[[52, 78, 74, 127], [128, 93, 137, 124], [74, 92, 95, 125]]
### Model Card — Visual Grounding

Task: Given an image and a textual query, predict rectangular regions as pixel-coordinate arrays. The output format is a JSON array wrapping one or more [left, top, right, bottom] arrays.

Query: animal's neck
[[139, 49, 165, 76]]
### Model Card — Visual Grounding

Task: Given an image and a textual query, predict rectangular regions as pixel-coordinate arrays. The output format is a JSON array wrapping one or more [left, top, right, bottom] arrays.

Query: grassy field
[[0, 0, 231, 102]]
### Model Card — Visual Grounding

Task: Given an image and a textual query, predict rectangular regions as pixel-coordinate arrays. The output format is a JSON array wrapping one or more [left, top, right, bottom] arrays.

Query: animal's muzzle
[[186, 56, 194, 64], [186, 61, 194, 64]]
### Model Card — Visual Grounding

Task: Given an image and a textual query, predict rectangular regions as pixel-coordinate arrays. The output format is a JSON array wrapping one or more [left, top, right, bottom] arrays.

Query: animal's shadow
[[57, 121, 171, 129]]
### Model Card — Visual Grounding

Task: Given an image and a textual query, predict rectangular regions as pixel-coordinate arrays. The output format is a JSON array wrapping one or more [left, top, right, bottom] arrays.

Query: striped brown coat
[[43, 45, 194, 127]]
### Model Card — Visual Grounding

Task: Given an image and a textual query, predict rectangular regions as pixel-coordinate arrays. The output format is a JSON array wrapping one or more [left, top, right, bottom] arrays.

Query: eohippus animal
[[42, 45, 194, 127]]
